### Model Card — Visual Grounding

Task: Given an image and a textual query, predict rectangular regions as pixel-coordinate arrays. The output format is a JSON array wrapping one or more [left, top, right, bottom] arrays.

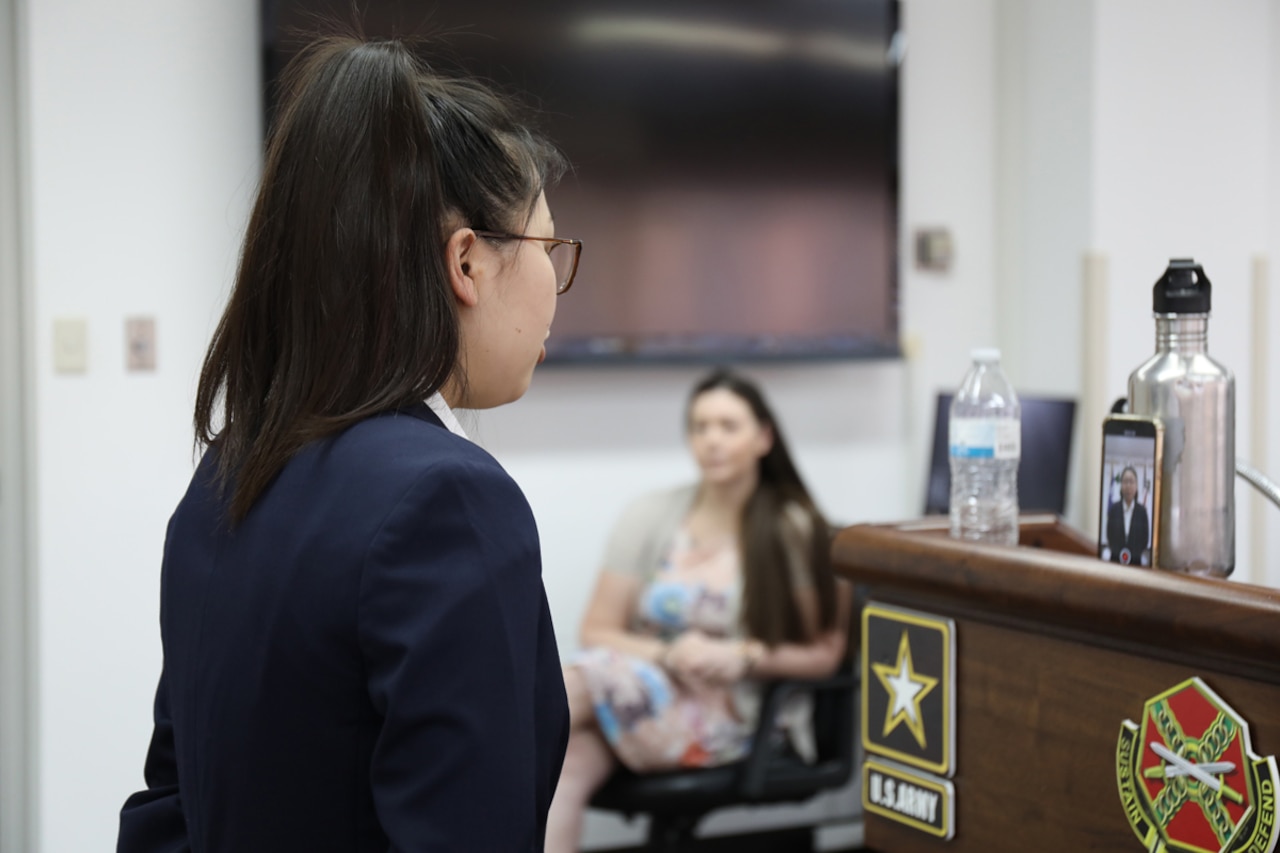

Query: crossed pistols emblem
[[1117, 677, 1279, 853]]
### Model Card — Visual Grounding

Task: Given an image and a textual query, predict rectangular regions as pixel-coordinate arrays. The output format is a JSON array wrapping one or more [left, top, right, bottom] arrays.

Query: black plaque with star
[[861, 602, 956, 776]]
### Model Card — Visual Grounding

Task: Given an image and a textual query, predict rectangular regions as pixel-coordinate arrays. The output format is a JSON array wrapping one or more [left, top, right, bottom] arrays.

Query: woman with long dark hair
[[118, 35, 580, 852], [546, 369, 850, 851]]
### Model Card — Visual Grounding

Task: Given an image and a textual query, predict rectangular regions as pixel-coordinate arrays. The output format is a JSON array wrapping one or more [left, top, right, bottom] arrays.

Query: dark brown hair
[[194, 35, 565, 521], [687, 370, 837, 646]]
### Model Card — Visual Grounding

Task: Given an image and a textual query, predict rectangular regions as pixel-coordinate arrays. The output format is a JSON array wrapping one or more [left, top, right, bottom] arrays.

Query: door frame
[[0, 0, 36, 850]]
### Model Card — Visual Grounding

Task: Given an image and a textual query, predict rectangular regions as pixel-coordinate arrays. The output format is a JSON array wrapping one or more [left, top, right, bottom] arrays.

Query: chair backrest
[[924, 391, 1077, 515], [810, 653, 856, 762]]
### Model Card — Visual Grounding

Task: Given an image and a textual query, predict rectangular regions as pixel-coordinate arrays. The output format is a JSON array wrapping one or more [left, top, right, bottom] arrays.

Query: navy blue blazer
[[118, 405, 569, 852]]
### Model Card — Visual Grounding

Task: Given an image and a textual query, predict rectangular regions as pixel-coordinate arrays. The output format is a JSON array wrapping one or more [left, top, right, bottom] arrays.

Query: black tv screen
[[262, 0, 901, 362]]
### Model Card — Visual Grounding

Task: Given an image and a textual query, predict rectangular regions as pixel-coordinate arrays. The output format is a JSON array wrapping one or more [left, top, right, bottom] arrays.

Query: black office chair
[[588, 656, 859, 852]]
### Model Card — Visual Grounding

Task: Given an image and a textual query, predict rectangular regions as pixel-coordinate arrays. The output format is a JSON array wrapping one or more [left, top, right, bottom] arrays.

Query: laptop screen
[[925, 393, 1076, 516]]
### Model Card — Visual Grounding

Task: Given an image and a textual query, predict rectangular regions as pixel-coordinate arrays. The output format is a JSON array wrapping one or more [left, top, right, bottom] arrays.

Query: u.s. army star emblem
[[872, 630, 938, 748], [861, 602, 954, 777]]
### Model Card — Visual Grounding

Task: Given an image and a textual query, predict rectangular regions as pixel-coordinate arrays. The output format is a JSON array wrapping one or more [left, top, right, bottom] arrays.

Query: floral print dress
[[570, 527, 754, 772]]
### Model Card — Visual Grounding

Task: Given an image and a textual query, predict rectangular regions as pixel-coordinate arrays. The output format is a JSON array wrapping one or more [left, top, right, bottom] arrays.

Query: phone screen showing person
[[1098, 415, 1162, 567]]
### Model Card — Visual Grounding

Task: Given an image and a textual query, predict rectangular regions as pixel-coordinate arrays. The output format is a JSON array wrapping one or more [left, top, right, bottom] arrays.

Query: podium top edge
[[833, 518, 1280, 677]]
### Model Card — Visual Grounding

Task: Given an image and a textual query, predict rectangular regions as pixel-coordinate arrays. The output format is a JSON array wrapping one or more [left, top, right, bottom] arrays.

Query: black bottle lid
[[1153, 258, 1211, 314]]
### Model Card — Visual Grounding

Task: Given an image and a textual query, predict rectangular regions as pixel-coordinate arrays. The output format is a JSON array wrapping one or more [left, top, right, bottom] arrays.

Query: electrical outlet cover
[[125, 316, 156, 372]]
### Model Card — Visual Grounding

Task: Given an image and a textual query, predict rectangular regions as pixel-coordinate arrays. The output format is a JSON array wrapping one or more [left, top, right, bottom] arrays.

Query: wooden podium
[[834, 515, 1280, 852]]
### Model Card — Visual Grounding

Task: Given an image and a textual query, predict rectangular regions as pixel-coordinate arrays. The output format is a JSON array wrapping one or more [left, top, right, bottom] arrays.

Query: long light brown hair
[[687, 370, 837, 646]]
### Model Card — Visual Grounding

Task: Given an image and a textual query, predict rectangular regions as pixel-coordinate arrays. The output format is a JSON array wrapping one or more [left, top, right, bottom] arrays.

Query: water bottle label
[[950, 419, 1021, 460]]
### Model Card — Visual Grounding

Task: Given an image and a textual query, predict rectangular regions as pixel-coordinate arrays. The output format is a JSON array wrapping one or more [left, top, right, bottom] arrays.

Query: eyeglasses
[[474, 230, 583, 295]]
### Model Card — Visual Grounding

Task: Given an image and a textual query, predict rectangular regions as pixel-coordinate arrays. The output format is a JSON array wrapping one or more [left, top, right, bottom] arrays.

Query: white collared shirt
[[425, 392, 469, 441], [1123, 499, 1134, 538]]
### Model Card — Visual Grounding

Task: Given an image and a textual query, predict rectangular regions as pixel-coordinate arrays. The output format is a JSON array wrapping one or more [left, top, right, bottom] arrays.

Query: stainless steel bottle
[[1128, 259, 1235, 577]]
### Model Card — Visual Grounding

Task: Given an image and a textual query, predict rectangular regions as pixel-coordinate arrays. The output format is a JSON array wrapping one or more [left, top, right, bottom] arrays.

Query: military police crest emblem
[[1117, 677, 1279, 853]]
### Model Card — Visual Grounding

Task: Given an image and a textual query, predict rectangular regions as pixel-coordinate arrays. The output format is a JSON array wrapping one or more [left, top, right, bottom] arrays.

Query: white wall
[[896, 0, 1001, 503], [992, 0, 1280, 584], [994, 0, 1095, 526], [995, 0, 1094, 399], [1089, 0, 1277, 582], [23, 2, 261, 850], [15, 0, 1280, 851]]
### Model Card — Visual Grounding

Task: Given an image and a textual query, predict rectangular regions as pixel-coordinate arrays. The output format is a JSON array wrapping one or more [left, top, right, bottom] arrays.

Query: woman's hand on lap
[[664, 631, 748, 687]]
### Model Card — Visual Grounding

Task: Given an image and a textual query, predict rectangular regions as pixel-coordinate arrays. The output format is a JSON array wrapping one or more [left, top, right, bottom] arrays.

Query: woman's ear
[[446, 227, 480, 307]]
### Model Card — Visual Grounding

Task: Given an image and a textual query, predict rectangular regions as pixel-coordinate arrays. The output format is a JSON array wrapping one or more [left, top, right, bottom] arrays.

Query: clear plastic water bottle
[[949, 348, 1021, 545]]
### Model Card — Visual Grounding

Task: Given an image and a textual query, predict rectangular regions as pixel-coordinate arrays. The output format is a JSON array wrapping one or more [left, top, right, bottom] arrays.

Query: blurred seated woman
[[546, 369, 851, 851]]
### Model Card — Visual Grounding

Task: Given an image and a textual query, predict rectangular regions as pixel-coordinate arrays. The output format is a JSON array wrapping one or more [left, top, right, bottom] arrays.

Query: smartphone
[[1098, 415, 1163, 567]]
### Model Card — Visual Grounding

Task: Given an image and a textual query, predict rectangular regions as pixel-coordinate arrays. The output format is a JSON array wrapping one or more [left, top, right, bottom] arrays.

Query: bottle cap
[[1153, 258, 1211, 314], [971, 347, 1001, 364]]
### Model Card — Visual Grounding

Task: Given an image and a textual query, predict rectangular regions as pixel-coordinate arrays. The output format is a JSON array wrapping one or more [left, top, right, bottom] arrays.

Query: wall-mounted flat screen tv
[[263, 0, 901, 362]]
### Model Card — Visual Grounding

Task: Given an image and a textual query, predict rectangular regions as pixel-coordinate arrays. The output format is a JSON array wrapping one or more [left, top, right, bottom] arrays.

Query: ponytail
[[196, 36, 565, 522]]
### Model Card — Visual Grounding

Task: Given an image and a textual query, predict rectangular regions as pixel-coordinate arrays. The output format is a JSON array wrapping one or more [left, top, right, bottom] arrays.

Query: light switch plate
[[53, 318, 88, 374]]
